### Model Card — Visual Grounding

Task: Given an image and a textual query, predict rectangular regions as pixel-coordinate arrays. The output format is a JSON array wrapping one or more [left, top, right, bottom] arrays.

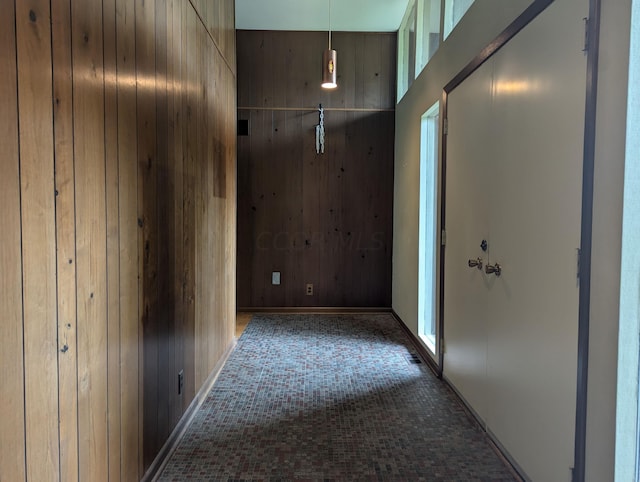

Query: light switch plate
[[272, 271, 281, 285]]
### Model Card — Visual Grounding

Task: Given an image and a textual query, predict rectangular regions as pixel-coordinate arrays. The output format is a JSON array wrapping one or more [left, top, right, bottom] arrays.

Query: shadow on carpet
[[158, 313, 518, 481]]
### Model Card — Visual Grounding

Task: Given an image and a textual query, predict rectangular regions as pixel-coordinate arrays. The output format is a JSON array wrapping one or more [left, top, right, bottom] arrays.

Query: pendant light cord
[[328, 0, 332, 50]]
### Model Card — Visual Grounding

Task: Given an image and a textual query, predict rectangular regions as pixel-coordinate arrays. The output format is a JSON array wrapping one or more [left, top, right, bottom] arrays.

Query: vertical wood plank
[[225, 64, 237, 341], [301, 33, 326, 108], [136, 0, 159, 470], [174, 0, 189, 418], [115, 0, 140, 478], [354, 34, 366, 109], [235, 107, 251, 309], [0, 0, 26, 479], [235, 31, 254, 109], [183, 4, 197, 400], [154, 0, 171, 444], [166, 0, 181, 432], [212, 25, 225, 367], [223, 0, 236, 73], [193, 7, 206, 388], [165, 0, 178, 429], [334, 32, 356, 108], [378, 34, 397, 109], [52, 0, 79, 479], [15, 1, 60, 479], [71, 0, 109, 478], [190, 0, 235, 74], [362, 34, 382, 109], [201, 19, 213, 374], [103, 0, 122, 479], [281, 32, 305, 107], [327, 109, 348, 304], [271, 34, 287, 107], [302, 109, 335, 306]]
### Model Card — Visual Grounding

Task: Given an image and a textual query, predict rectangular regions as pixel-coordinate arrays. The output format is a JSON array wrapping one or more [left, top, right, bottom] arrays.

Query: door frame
[[437, 1, 601, 480]]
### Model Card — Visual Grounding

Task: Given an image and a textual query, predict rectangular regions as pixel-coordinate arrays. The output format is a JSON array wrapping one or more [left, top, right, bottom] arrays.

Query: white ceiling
[[235, 0, 409, 32]]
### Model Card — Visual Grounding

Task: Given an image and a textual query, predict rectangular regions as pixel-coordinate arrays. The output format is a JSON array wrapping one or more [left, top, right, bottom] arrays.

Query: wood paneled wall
[[236, 31, 396, 308], [0, 0, 236, 480]]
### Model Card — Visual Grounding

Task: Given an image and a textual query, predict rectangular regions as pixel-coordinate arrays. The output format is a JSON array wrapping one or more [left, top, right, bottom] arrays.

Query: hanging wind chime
[[316, 104, 325, 154]]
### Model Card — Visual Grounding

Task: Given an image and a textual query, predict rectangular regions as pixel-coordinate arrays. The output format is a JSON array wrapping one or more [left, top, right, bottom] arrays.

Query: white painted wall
[[393, 0, 632, 480], [393, 0, 532, 340]]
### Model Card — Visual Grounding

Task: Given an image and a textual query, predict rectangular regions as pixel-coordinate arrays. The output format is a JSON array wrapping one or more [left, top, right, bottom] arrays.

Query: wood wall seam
[[0, 0, 27, 479], [52, 0, 80, 478], [3, 0, 237, 480], [103, 0, 122, 479], [15, 0, 61, 478], [71, 0, 109, 477]]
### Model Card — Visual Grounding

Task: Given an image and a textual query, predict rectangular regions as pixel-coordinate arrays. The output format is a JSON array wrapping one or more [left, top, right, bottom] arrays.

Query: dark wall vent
[[237, 119, 249, 136]]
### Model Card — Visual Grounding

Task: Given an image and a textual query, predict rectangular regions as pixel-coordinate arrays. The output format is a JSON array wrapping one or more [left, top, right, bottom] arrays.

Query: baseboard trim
[[441, 375, 527, 482], [392, 311, 526, 481], [442, 373, 488, 430], [143, 338, 237, 482], [237, 306, 393, 314], [486, 427, 530, 482], [390, 310, 441, 378]]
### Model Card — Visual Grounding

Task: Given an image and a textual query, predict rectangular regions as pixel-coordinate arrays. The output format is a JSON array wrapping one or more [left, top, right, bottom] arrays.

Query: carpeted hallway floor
[[157, 313, 518, 481]]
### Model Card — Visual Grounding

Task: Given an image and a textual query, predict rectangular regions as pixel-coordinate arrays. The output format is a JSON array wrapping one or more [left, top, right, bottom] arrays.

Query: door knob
[[485, 263, 502, 276], [468, 257, 483, 270]]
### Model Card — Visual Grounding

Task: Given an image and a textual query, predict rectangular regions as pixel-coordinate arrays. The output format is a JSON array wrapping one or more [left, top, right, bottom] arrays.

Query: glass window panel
[[418, 102, 440, 353], [443, 0, 475, 39], [416, 0, 441, 75], [397, 0, 417, 100]]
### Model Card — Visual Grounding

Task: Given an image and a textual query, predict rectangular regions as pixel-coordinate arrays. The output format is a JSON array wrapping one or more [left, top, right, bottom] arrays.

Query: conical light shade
[[321, 49, 337, 89]]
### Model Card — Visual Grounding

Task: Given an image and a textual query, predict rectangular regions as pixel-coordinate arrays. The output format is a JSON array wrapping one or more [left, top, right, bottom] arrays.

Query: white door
[[484, 0, 587, 479], [443, 0, 588, 479], [443, 58, 493, 423]]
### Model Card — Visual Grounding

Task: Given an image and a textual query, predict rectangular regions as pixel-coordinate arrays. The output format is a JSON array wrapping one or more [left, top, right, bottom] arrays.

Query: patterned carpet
[[158, 314, 518, 481]]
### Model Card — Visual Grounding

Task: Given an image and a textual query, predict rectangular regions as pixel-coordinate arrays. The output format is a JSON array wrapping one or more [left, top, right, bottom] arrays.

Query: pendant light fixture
[[321, 0, 337, 89]]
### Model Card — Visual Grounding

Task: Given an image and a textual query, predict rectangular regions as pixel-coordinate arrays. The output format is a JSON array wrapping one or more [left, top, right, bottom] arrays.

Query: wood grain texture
[[115, 0, 141, 478], [237, 30, 396, 308], [15, 1, 60, 479], [71, 0, 109, 478], [154, 0, 171, 447], [190, 0, 236, 74], [0, 0, 26, 479], [3, 1, 237, 479], [193, 2, 207, 390], [136, 0, 160, 468], [236, 31, 396, 110], [181, 0, 238, 389], [174, 0, 190, 421], [182, 3, 198, 402], [52, 0, 79, 478], [103, 0, 121, 479], [166, 0, 183, 429], [224, 64, 238, 346]]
